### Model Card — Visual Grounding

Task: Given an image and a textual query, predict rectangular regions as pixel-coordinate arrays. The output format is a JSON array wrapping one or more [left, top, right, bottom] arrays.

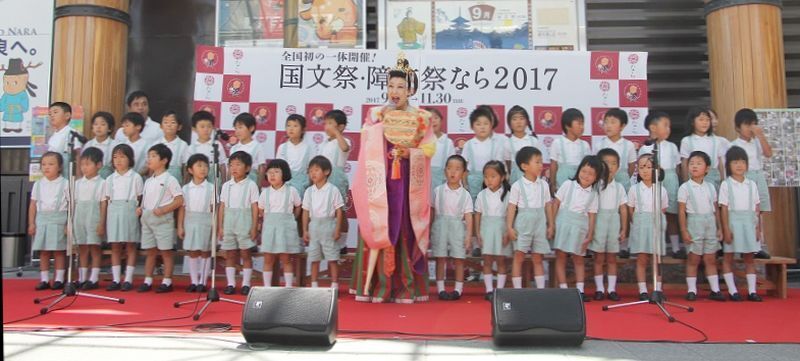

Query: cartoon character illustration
[[299, 0, 359, 46], [228, 79, 244, 97], [396, 8, 425, 49], [255, 107, 270, 126], [596, 56, 612, 73], [202, 50, 218, 68], [311, 108, 325, 126], [1, 58, 41, 133], [625, 84, 640, 102], [539, 111, 555, 129]]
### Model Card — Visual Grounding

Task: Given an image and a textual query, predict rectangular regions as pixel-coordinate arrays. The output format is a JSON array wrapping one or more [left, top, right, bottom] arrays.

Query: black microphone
[[214, 130, 230, 141], [643, 137, 658, 146], [70, 130, 88, 144]]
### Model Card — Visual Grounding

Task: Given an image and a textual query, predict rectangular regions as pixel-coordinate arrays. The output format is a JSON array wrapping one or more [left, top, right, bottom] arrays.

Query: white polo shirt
[[141, 171, 183, 210], [508, 176, 551, 208], [302, 182, 344, 218], [556, 180, 599, 215], [677, 179, 717, 214]]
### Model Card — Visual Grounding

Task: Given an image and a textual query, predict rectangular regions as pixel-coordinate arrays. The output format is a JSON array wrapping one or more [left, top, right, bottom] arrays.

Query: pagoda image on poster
[[297, 0, 366, 48], [387, 1, 432, 50], [434, 0, 530, 50]]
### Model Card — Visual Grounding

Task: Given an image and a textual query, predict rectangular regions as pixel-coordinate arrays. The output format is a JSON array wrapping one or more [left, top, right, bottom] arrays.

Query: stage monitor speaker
[[492, 288, 585, 346], [242, 287, 337, 346]]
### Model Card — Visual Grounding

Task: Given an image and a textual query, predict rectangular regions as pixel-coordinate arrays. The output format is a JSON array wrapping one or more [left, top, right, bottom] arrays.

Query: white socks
[[723, 272, 737, 295], [225, 267, 236, 287], [559, 283, 568, 289], [162, 278, 172, 286], [655, 282, 662, 292], [90, 267, 100, 283], [125, 265, 135, 283], [483, 274, 494, 293], [670, 235, 680, 252], [79, 267, 88, 283], [284, 273, 294, 287], [708, 275, 720, 292], [242, 268, 252, 287], [437, 280, 445, 293], [608, 275, 617, 293], [144, 276, 153, 286], [534, 275, 545, 289], [201, 257, 211, 284], [331, 282, 339, 290], [638, 282, 647, 293], [311, 281, 319, 288], [512, 276, 522, 289], [687, 277, 697, 293], [112, 265, 121, 283], [40, 271, 49, 282], [264, 271, 273, 287], [454, 281, 463, 294], [497, 274, 507, 289], [188, 258, 199, 285], [576, 282, 585, 293], [747, 273, 757, 294], [594, 275, 605, 293], [55, 269, 65, 283]]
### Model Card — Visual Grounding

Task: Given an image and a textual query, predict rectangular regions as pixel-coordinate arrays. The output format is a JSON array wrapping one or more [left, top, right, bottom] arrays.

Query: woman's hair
[[483, 160, 511, 201], [286, 114, 307, 139], [41, 151, 64, 171], [725, 146, 749, 177], [635, 153, 665, 183], [91, 111, 115, 134], [571, 155, 608, 190], [111, 144, 135, 169], [686, 106, 714, 136], [507, 105, 536, 138], [266, 158, 292, 183]]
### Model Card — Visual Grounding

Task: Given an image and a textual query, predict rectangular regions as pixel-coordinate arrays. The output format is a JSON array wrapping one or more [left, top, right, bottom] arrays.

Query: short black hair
[[49, 102, 72, 114], [308, 155, 332, 174], [112, 143, 135, 169], [161, 110, 179, 121], [148, 143, 173, 166], [445, 154, 468, 171], [91, 111, 115, 133], [734, 108, 759, 129], [725, 146, 749, 177], [597, 148, 620, 164], [41, 151, 64, 170], [126, 90, 149, 106], [186, 153, 209, 170], [514, 146, 542, 171], [229, 150, 253, 168], [507, 105, 536, 137], [266, 159, 292, 183], [191, 111, 215, 128], [686, 106, 714, 136], [469, 106, 496, 129], [561, 108, 584, 134], [604, 108, 628, 126], [80, 147, 104, 165], [233, 112, 256, 134], [644, 111, 670, 131], [121, 112, 145, 130], [286, 114, 307, 139], [324, 109, 348, 126], [688, 150, 711, 167]]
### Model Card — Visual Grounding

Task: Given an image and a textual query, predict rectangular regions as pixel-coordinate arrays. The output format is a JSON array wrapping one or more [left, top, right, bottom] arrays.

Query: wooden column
[[51, 0, 130, 135], [706, 0, 797, 258]]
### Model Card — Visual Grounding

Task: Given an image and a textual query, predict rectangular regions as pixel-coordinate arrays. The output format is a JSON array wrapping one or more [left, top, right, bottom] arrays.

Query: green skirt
[[723, 210, 758, 253], [480, 215, 511, 257], [33, 211, 68, 251], [553, 209, 588, 255], [183, 210, 212, 251], [107, 200, 140, 243], [260, 212, 302, 254], [629, 211, 666, 255]]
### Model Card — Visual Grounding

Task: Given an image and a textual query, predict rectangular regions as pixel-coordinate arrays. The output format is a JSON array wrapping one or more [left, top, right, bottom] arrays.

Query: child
[[463, 106, 511, 202], [628, 154, 669, 300], [158, 111, 189, 183], [276, 114, 315, 197], [553, 156, 605, 302], [595, 108, 636, 191], [506, 106, 542, 185], [678, 151, 725, 301], [549, 108, 591, 194], [114, 90, 163, 143], [719, 146, 762, 302], [73, 148, 107, 290], [119, 112, 152, 176], [302, 155, 345, 290], [590, 148, 628, 301], [475, 161, 512, 300], [104, 144, 144, 291], [47, 102, 83, 178], [28, 152, 69, 290], [177, 154, 215, 292], [259, 159, 302, 287], [731, 108, 772, 213], [319, 109, 351, 252], [83, 111, 118, 179], [639, 111, 682, 259], [507, 146, 553, 290], [680, 107, 726, 189], [187, 110, 227, 184], [428, 107, 455, 195], [229, 113, 266, 185], [219, 151, 260, 295], [431, 155, 474, 300], [137, 144, 183, 293]]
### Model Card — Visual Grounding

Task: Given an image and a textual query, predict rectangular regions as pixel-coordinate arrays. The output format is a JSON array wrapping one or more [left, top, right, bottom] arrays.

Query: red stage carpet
[[3, 279, 799, 343]]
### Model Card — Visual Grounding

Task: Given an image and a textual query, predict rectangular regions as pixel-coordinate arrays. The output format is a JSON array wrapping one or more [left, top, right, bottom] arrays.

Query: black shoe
[[685, 292, 697, 301], [729, 293, 743, 302], [672, 249, 687, 259], [747, 293, 763, 302], [618, 250, 630, 259], [35, 281, 50, 291], [608, 292, 621, 301], [593, 291, 605, 301], [450, 290, 461, 300], [438, 291, 451, 300], [51, 281, 64, 290], [186, 284, 197, 293], [485, 292, 493, 301], [196, 285, 207, 293], [471, 247, 482, 257], [709, 291, 726, 302], [639, 292, 649, 301], [106, 281, 121, 291], [137, 283, 152, 292], [82, 281, 99, 290], [155, 283, 173, 293], [120, 281, 134, 292], [754, 250, 771, 259], [241, 285, 251, 295], [223, 285, 236, 295], [580, 293, 591, 302]]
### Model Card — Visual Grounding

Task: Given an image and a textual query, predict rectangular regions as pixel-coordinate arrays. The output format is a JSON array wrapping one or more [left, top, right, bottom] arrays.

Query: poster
[[754, 109, 800, 187], [296, 0, 367, 48], [387, 1, 432, 50], [433, 0, 530, 50], [0, 0, 54, 147], [531, 0, 579, 50], [217, 0, 284, 47]]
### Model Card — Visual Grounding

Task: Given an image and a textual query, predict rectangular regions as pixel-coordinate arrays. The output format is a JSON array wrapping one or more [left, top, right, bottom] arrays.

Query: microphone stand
[[174, 131, 244, 320], [602, 139, 693, 322], [34, 131, 125, 314]]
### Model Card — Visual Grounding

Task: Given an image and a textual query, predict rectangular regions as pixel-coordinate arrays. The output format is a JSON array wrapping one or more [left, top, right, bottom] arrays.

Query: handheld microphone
[[69, 130, 88, 144]]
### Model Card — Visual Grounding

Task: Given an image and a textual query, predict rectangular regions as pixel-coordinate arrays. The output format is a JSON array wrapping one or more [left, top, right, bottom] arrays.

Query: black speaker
[[242, 287, 337, 346], [492, 288, 585, 346]]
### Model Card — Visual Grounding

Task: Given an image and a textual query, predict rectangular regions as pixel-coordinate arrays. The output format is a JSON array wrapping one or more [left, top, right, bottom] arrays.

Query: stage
[[3, 279, 799, 344]]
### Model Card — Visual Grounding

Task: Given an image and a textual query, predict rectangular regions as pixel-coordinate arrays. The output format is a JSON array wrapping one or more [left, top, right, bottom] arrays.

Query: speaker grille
[[493, 288, 585, 333], [243, 287, 334, 332]]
